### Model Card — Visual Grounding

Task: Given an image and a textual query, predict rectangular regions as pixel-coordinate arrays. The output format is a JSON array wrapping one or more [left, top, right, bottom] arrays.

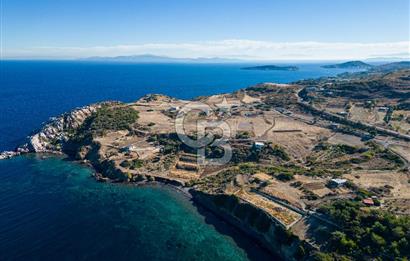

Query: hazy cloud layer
[[4, 40, 410, 60]]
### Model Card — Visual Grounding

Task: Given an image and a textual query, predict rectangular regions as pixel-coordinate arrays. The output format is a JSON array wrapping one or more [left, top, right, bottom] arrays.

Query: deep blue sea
[[0, 61, 354, 260]]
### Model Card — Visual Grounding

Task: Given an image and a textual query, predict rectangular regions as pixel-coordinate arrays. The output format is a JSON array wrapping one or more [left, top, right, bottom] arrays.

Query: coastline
[[0, 89, 307, 260], [6, 152, 278, 260]]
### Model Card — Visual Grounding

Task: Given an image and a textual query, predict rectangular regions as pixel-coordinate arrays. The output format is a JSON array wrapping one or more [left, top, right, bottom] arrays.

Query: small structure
[[243, 111, 256, 117], [121, 145, 139, 153], [378, 107, 389, 112], [253, 141, 265, 150], [362, 198, 375, 206], [328, 178, 347, 188], [330, 123, 339, 130], [169, 106, 180, 113], [337, 111, 348, 116]]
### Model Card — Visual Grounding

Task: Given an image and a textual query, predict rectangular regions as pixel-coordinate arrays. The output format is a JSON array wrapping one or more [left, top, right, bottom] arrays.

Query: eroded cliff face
[[190, 191, 313, 260], [27, 104, 101, 153]]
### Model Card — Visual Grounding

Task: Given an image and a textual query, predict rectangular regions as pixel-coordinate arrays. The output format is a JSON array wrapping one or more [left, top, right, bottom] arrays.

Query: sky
[[1, 0, 409, 60]]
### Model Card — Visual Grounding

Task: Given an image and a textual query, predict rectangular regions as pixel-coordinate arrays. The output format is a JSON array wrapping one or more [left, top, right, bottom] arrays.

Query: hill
[[82, 54, 240, 63], [322, 61, 373, 69], [371, 61, 410, 72]]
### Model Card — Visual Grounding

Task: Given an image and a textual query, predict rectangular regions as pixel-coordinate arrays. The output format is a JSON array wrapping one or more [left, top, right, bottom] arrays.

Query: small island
[[241, 65, 299, 71], [321, 60, 373, 69]]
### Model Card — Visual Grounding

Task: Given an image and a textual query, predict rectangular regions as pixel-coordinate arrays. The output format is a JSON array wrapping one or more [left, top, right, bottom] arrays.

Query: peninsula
[[321, 60, 373, 69], [5, 62, 410, 261]]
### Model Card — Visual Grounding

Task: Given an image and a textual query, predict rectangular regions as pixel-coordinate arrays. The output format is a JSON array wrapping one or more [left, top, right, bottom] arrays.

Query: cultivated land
[[5, 62, 410, 260]]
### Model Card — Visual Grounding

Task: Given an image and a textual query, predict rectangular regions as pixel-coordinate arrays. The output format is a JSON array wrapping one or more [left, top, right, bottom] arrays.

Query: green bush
[[235, 131, 250, 139], [319, 199, 410, 259], [78, 105, 139, 137]]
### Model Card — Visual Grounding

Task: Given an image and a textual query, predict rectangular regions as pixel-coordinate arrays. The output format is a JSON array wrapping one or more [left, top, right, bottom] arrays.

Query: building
[[337, 111, 348, 116], [253, 141, 265, 150], [378, 107, 389, 112], [169, 106, 180, 113], [362, 198, 375, 206], [328, 178, 347, 188], [330, 123, 339, 130], [121, 145, 139, 153]]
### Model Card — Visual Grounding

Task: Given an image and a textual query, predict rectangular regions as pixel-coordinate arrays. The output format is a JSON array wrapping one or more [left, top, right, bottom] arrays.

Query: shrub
[[235, 131, 250, 139], [78, 105, 139, 137]]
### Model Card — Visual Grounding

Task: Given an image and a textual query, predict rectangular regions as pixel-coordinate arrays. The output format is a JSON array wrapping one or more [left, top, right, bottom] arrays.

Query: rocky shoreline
[[0, 101, 309, 260]]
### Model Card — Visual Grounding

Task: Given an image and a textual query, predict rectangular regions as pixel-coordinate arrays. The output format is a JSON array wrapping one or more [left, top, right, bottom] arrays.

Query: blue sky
[[1, 0, 409, 59]]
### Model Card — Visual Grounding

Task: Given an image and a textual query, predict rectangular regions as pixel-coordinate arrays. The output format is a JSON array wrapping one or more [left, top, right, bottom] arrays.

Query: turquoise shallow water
[[0, 155, 274, 260]]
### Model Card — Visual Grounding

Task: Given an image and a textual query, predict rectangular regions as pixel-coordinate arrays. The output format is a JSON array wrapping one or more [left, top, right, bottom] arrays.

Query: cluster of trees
[[235, 131, 251, 139], [308, 142, 404, 171], [78, 104, 139, 137], [120, 159, 143, 169], [231, 143, 290, 163], [317, 200, 410, 260], [147, 133, 196, 154]]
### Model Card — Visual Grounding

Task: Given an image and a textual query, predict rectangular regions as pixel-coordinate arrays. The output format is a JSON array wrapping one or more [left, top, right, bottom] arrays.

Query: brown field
[[349, 105, 385, 125], [235, 190, 302, 227], [327, 133, 365, 147], [260, 179, 306, 209], [265, 117, 331, 160], [345, 171, 410, 198]]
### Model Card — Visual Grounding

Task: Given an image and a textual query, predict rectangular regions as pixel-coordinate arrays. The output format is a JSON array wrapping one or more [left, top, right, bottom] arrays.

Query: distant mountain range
[[241, 65, 299, 71], [82, 54, 241, 63], [370, 61, 410, 72], [81, 56, 410, 73], [321, 61, 373, 69]]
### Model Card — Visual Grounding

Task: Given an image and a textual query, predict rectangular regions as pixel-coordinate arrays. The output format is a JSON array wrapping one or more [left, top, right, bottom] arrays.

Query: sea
[[0, 61, 356, 260]]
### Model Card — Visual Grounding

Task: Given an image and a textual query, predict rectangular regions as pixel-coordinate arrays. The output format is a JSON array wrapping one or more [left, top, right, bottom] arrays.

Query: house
[[330, 123, 339, 130], [253, 141, 265, 150], [337, 111, 348, 116], [169, 106, 180, 113], [362, 198, 375, 206], [121, 145, 139, 153], [328, 178, 347, 188], [378, 107, 389, 112]]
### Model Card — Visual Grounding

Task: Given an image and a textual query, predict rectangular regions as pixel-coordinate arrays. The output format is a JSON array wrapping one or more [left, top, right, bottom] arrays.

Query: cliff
[[190, 191, 313, 260]]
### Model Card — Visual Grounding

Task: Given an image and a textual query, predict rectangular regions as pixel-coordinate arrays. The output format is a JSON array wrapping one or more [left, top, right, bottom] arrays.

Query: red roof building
[[362, 198, 374, 206]]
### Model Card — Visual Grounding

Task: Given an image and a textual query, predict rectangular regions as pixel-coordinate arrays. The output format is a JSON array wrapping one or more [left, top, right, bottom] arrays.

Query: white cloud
[[3, 39, 410, 60]]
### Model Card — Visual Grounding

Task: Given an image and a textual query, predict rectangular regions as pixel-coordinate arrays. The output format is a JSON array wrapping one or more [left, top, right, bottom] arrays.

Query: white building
[[253, 141, 265, 149], [329, 178, 347, 188]]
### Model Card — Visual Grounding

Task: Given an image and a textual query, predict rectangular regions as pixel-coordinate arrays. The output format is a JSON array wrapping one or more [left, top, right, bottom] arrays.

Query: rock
[[0, 151, 20, 160], [27, 104, 103, 153]]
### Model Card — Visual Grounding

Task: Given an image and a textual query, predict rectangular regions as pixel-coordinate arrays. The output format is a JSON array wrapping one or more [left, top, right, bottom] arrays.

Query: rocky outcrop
[[0, 105, 94, 158], [26, 104, 101, 153], [0, 151, 20, 160]]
